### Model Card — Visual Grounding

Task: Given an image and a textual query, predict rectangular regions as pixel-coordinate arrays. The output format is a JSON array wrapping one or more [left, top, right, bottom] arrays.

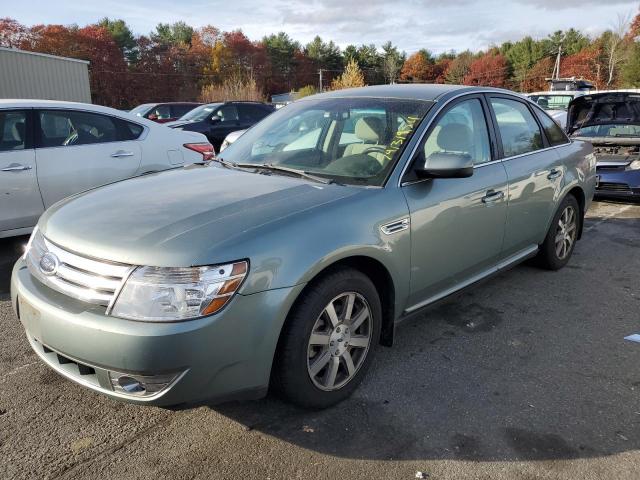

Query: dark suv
[[166, 101, 276, 152], [129, 102, 202, 123]]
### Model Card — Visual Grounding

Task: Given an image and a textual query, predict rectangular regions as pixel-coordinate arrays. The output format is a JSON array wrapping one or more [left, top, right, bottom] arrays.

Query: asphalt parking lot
[[1, 199, 639, 480]]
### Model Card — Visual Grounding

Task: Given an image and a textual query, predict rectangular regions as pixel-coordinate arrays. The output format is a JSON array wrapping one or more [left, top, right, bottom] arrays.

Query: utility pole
[[318, 69, 323, 92]]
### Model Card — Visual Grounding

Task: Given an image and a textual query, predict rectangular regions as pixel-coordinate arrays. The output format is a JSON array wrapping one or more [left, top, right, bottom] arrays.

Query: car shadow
[[211, 212, 640, 462], [0, 234, 29, 299]]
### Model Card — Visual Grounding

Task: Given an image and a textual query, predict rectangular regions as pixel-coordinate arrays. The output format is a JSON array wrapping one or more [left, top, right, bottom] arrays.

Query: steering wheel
[[361, 145, 387, 156]]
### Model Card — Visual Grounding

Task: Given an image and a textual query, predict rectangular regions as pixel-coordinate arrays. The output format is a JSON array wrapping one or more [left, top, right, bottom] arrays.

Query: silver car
[[0, 100, 213, 238], [11, 85, 596, 408]]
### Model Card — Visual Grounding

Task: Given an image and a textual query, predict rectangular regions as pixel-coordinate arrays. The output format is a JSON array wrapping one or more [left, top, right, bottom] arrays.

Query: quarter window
[[38, 110, 118, 147], [491, 98, 543, 157], [535, 109, 569, 146], [422, 98, 491, 165], [0, 111, 27, 152]]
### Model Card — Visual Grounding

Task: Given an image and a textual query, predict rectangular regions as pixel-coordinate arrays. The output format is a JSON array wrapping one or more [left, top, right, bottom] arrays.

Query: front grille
[[597, 182, 632, 193], [26, 229, 133, 307]]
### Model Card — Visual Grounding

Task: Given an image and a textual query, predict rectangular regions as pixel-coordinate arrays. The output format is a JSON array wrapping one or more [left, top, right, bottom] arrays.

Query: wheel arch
[[566, 185, 586, 239], [285, 255, 397, 348]]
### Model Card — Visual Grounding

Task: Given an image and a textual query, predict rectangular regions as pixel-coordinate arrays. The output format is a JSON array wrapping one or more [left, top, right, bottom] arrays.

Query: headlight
[[110, 261, 247, 321], [627, 160, 640, 170]]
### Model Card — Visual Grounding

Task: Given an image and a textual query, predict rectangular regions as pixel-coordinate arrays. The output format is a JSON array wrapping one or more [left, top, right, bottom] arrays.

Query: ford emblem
[[39, 252, 59, 276]]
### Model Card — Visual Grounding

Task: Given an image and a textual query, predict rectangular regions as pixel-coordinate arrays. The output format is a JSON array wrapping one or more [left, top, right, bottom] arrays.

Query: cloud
[[7, 0, 640, 54]]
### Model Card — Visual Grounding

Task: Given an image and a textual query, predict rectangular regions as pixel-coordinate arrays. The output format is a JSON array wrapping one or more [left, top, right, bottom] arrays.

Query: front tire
[[271, 267, 382, 409], [537, 194, 580, 270]]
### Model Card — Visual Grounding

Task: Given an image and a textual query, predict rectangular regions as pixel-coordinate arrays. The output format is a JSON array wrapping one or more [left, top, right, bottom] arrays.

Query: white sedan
[[0, 100, 213, 238]]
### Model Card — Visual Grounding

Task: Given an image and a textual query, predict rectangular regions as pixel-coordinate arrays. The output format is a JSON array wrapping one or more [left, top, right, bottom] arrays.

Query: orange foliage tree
[[463, 53, 508, 87]]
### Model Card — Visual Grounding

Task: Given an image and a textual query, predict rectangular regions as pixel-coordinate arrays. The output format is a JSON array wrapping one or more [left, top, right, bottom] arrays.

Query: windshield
[[129, 104, 153, 116], [529, 95, 574, 111], [180, 103, 222, 121], [572, 123, 640, 138], [217, 97, 432, 186]]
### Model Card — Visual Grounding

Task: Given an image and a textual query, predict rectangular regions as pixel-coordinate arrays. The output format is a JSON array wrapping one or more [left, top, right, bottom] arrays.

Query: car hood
[[40, 165, 360, 267], [567, 92, 640, 135]]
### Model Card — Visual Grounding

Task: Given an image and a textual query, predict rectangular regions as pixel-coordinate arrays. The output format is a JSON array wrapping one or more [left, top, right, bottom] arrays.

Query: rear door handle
[[1, 164, 32, 172], [111, 150, 135, 158], [482, 190, 504, 204], [547, 169, 562, 180]]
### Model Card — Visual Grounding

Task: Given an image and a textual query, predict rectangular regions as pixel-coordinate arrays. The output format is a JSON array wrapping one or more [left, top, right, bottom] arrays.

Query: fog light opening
[[117, 376, 146, 394], [108, 370, 182, 398]]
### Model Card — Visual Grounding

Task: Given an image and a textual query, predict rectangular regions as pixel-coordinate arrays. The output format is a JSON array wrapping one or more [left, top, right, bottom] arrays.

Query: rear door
[[0, 109, 44, 233], [487, 95, 565, 258], [35, 109, 142, 208]]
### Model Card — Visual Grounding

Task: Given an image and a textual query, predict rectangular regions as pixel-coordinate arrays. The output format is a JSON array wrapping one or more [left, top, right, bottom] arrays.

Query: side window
[[215, 105, 239, 123], [149, 105, 171, 120], [238, 105, 270, 122], [38, 110, 118, 148], [422, 98, 491, 165], [115, 118, 144, 141], [490, 98, 543, 157], [0, 111, 27, 152], [534, 108, 569, 146]]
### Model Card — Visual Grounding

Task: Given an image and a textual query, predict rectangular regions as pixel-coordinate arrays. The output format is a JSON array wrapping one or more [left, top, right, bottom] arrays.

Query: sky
[[6, 0, 640, 54]]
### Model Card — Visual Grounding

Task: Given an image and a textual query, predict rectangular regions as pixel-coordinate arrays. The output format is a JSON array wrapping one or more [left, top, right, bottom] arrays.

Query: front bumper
[[595, 169, 640, 199], [11, 259, 304, 406]]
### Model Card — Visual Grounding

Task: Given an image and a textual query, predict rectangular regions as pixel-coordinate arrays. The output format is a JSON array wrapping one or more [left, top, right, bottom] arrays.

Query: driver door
[[401, 95, 508, 308], [35, 109, 141, 207]]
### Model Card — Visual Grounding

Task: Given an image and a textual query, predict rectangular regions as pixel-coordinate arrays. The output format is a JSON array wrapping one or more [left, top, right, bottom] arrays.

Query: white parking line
[[0, 360, 40, 384], [585, 204, 633, 232]]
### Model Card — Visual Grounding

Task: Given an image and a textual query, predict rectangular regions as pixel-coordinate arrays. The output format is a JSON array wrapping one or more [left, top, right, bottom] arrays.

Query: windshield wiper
[[233, 162, 335, 185]]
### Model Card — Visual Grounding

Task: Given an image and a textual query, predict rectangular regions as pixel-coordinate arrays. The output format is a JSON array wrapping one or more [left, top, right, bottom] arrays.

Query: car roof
[[0, 99, 128, 115], [307, 84, 516, 102]]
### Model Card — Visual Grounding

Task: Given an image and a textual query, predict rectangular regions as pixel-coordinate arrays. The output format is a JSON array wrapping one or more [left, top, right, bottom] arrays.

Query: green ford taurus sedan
[[11, 85, 596, 408]]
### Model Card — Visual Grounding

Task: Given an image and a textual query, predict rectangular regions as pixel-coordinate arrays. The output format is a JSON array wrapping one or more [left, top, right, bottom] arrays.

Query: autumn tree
[[463, 53, 507, 87], [332, 59, 365, 90], [445, 51, 473, 84], [0, 17, 29, 48], [400, 51, 433, 82]]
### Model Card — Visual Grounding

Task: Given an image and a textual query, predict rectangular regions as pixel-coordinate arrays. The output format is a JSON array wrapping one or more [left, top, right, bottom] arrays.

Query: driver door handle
[[482, 190, 504, 204], [547, 168, 562, 180], [1, 164, 32, 172], [111, 150, 135, 158]]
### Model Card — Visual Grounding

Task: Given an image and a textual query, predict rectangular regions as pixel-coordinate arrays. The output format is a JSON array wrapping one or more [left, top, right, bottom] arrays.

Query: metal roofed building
[[0, 47, 91, 103]]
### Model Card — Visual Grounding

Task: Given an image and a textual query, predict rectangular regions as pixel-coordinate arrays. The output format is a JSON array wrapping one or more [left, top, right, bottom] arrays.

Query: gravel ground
[[1, 199, 639, 480]]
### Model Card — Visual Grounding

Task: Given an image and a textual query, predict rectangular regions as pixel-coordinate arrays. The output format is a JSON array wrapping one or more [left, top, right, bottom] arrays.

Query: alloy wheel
[[306, 292, 372, 391], [554, 205, 577, 260]]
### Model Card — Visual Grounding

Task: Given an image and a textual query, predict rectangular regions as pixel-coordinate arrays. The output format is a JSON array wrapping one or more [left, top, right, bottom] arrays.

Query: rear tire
[[536, 194, 580, 270], [271, 267, 382, 409]]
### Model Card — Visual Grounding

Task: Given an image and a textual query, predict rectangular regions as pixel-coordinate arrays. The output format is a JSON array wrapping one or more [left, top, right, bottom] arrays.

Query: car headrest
[[13, 122, 25, 141], [537, 98, 549, 109], [436, 123, 472, 152], [355, 116, 385, 143]]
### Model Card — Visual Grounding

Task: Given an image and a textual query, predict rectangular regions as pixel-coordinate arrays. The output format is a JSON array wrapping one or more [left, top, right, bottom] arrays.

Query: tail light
[[184, 142, 215, 161]]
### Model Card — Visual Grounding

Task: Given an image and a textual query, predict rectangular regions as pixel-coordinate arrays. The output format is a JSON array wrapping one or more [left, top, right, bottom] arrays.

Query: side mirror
[[210, 115, 221, 124], [415, 152, 474, 179]]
